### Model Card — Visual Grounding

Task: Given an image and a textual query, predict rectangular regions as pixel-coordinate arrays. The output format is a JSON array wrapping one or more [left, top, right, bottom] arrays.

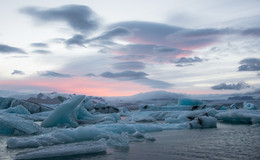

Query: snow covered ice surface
[[0, 94, 260, 159]]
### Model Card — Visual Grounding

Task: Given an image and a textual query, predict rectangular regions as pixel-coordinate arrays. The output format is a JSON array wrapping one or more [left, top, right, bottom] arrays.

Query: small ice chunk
[[133, 131, 144, 139], [13, 139, 107, 160], [107, 132, 129, 149], [144, 133, 156, 141]]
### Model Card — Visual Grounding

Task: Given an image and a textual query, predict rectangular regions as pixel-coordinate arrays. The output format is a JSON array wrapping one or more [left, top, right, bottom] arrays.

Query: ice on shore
[[13, 139, 107, 160], [0, 114, 42, 135]]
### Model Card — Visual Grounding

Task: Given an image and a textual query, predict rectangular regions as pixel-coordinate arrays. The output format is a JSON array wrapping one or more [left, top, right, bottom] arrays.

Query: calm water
[[1, 123, 260, 160]]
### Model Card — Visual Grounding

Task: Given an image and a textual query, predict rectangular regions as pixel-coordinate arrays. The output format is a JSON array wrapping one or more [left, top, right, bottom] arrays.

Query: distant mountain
[[106, 91, 186, 101], [227, 96, 254, 100]]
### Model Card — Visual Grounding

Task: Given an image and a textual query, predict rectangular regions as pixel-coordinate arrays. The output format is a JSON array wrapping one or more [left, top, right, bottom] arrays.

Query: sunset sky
[[0, 0, 260, 96]]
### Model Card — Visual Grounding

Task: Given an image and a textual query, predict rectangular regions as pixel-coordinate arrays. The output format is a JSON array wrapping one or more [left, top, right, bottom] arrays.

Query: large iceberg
[[41, 95, 85, 128], [13, 139, 107, 160]]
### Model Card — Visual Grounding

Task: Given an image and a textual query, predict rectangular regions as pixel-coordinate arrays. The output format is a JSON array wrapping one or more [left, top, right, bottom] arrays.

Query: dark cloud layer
[[238, 58, 260, 71], [174, 57, 204, 67], [211, 82, 250, 90], [65, 34, 86, 47], [110, 21, 231, 50], [0, 44, 26, 54], [100, 71, 173, 89], [32, 50, 51, 54], [11, 70, 25, 75], [112, 61, 145, 70], [21, 5, 99, 34], [113, 44, 191, 63], [39, 71, 72, 78], [90, 27, 130, 42], [30, 43, 48, 48]]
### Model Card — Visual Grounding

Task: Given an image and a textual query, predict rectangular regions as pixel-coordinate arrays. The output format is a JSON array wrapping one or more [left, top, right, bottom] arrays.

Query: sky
[[0, 0, 260, 97]]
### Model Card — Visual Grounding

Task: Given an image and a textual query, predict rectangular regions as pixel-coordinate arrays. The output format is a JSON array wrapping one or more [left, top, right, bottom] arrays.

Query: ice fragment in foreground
[[0, 114, 41, 135], [13, 139, 106, 160]]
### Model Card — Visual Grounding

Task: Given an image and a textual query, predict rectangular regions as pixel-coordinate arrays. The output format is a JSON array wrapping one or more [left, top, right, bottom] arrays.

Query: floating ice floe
[[7, 123, 186, 149], [216, 109, 260, 124], [0, 114, 42, 135], [13, 139, 107, 160]]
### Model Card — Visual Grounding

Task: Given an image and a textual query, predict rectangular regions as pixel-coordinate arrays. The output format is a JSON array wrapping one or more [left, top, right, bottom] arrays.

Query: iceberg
[[216, 109, 260, 124], [7, 123, 185, 149], [0, 97, 13, 109], [41, 95, 85, 128], [13, 139, 107, 160], [243, 102, 258, 110], [10, 99, 52, 113], [0, 105, 30, 115], [178, 98, 203, 106], [188, 116, 217, 129], [0, 114, 42, 135]]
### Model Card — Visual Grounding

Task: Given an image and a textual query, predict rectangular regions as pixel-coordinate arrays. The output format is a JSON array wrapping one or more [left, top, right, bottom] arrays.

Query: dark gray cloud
[[65, 34, 86, 47], [84, 73, 97, 77], [175, 57, 204, 64], [100, 71, 173, 89], [11, 70, 25, 75], [238, 58, 260, 71], [110, 21, 231, 50], [0, 44, 26, 54], [21, 5, 99, 34], [242, 28, 260, 36], [174, 57, 204, 67], [30, 43, 48, 48], [112, 61, 145, 70], [39, 71, 72, 78], [32, 50, 51, 54], [211, 82, 250, 90], [100, 71, 148, 80], [114, 44, 191, 63], [90, 27, 130, 42], [113, 55, 146, 61]]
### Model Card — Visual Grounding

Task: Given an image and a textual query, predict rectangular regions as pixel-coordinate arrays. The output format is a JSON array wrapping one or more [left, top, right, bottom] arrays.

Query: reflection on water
[[1, 123, 260, 160]]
